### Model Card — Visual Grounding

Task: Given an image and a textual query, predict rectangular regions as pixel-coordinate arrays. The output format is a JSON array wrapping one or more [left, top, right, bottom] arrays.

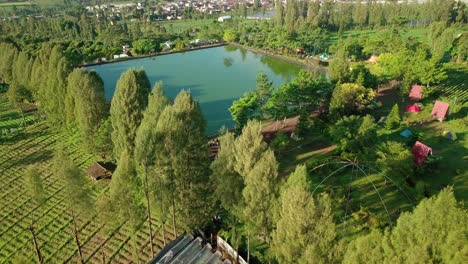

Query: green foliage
[[108, 150, 145, 232], [343, 188, 467, 263], [7, 83, 32, 106], [230, 72, 275, 128], [329, 48, 350, 82], [24, 166, 46, 206], [210, 132, 244, 214], [0, 42, 18, 84], [270, 131, 290, 156], [349, 64, 378, 88], [135, 83, 169, 169], [233, 120, 268, 177], [264, 71, 332, 119], [66, 69, 107, 151], [95, 118, 113, 160], [272, 184, 337, 264], [53, 146, 93, 217], [376, 141, 413, 182], [223, 29, 239, 42], [242, 148, 278, 241], [132, 39, 161, 54], [386, 104, 401, 130], [329, 83, 375, 118], [154, 90, 213, 231], [110, 68, 151, 159], [42, 46, 72, 126], [329, 115, 376, 154]]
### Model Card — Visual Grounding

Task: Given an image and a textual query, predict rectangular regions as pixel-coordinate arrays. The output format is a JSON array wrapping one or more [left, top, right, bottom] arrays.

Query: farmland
[[0, 95, 177, 263]]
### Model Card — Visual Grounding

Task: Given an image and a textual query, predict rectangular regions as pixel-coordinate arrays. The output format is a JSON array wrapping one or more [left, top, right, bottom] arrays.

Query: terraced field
[[0, 97, 177, 263]]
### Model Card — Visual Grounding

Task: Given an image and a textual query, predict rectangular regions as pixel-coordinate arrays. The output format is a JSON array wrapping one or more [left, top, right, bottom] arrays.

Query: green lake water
[[88, 45, 324, 134]]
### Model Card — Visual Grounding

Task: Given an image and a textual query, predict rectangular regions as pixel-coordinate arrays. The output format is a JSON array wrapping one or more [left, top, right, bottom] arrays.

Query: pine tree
[[275, 0, 284, 26], [110, 69, 151, 159], [54, 147, 93, 264], [0, 43, 18, 84], [386, 104, 400, 130], [66, 69, 107, 150], [134, 83, 169, 254], [43, 47, 71, 125], [12, 51, 33, 91], [233, 120, 268, 177], [109, 150, 145, 262], [329, 47, 350, 82], [343, 188, 466, 263], [210, 132, 244, 214], [95, 118, 113, 159], [170, 90, 213, 231], [24, 166, 45, 264], [242, 149, 278, 242], [272, 168, 337, 264]]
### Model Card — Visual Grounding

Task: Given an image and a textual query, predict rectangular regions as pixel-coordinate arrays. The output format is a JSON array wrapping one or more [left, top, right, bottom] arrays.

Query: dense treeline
[[226, 0, 467, 55]]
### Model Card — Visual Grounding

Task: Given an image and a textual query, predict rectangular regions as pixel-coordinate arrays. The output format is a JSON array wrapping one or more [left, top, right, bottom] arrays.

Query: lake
[[88, 45, 323, 134]]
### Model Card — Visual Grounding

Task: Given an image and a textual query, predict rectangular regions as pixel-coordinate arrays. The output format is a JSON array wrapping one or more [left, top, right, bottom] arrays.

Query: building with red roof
[[431, 101, 449, 121], [409, 85, 423, 101], [411, 141, 432, 166]]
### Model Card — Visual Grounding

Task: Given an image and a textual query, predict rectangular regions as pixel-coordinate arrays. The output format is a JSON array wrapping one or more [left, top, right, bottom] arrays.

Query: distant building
[[218, 15, 231, 22]]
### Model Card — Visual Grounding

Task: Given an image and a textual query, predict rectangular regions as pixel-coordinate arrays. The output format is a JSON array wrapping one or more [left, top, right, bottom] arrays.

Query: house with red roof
[[431, 101, 449, 121], [409, 85, 423, 101], [411, 141, 432, 166]]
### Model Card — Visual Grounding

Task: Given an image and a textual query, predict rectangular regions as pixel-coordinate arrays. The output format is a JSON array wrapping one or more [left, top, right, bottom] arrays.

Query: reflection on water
[[223, 57, 234, 67], [88, 45, 322, 134]]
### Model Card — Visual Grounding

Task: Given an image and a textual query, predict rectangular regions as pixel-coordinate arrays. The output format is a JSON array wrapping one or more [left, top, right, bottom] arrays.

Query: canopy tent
[[442, 131, 457, 141], [431, 101, 449, 121], [400, 129, 413, 138], [411, 141, 432, 166], [406, 105, 421, 112], [409, 85, 423, 101]]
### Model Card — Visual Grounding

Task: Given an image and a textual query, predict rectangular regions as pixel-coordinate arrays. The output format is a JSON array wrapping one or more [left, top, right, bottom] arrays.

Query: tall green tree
[[24, 166, 46, 264], [386, 104, 401, 130], [210, 132, 244, 214], [233, 120, 268, 177], [54, 147, 93, 264], [110, 69, 151, 159], [329, 47, 350, 82], [170, 90, 213, 230], [329, 83, 375, 117], [66, 69, 107, 151], [242, 148, 278, 242], [275, 0, 284, 26], [272, 165, 337, 263], [108, 150, 145, 262], [43, 46, 71, 125], [0, 42, 18, 84], [134, 83, 169, 254], [12, 51, 33, 91]]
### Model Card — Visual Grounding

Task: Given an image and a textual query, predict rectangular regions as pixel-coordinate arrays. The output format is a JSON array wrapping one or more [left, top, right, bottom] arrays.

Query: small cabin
[[87, 162, 116, 180]]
